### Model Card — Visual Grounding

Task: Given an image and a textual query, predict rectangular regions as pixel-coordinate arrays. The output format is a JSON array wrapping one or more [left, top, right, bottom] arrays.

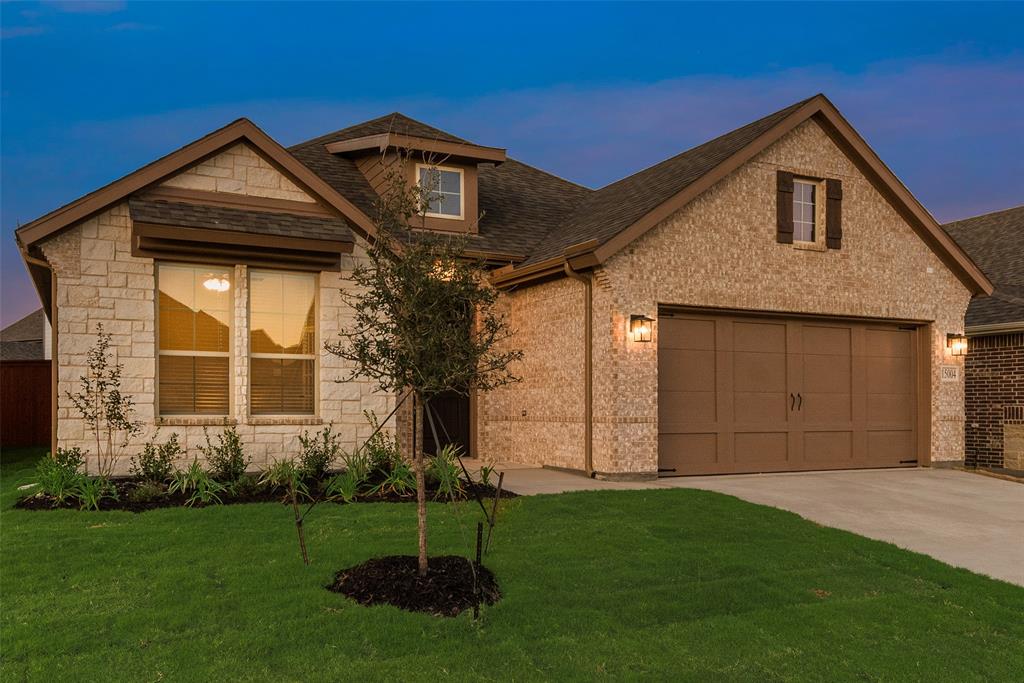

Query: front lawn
[[2, 448, 1022, 681]]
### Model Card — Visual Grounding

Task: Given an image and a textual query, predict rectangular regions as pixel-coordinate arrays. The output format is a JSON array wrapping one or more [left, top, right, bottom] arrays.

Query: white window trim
[[155, 262, 233, 418], [792, 178, 818, 244], [247, 269, 319, 417], [415, 163, 465, 220]]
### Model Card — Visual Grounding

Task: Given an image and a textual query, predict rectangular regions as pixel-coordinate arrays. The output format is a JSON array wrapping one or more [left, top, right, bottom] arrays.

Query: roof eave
[[325, 133, 507, 165]]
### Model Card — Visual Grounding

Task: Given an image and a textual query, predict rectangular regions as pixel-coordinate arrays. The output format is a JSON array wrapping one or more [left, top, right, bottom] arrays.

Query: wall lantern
[[202, 275, 230, 293], [629, 315, 654, 343], [947, 333, 968, 357]]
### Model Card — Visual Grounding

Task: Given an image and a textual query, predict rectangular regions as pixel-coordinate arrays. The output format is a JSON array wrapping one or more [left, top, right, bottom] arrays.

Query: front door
[[423, 391, 471, 457]]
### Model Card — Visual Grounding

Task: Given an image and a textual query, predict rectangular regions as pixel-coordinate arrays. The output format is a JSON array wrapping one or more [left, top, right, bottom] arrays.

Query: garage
[[658, 308, 925, 476]]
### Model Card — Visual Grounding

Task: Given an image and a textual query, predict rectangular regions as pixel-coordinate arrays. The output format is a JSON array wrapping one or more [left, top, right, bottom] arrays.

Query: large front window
[[157, 264, 231, 415], [417, 164, 463, 218], [249, 270, 316, 415]]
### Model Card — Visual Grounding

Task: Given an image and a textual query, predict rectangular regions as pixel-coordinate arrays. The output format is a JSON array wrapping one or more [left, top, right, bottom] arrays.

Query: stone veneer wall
[[480, 119, 971, 475], [160, 143, 316, 203], [39, 145, 393, 473], [964, 332, 1024, 469]]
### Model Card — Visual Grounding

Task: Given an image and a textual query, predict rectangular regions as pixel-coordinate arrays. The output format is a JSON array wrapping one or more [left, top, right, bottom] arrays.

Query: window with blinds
[[157, 264, 231, 415], [249, 270, 316, 415]]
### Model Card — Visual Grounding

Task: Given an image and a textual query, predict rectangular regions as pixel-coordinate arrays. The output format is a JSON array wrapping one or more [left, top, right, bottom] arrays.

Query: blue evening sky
[[2, 1, 1022, 324]]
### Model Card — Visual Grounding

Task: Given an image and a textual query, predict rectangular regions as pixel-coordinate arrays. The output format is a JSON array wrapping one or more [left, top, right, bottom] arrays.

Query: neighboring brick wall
[[481, 119, 971, 475], [964, 332, 1024, 469], [39, 195, 394, 475]]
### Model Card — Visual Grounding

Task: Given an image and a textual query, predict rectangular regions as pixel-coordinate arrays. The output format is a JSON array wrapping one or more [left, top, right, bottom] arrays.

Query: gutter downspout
[[21, 249, 58, 457], [563, 262, 594, 478]]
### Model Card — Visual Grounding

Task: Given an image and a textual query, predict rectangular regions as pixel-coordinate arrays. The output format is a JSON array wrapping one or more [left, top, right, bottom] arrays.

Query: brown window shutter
[[826, 178, 843, 249], [776, 171, 794, 244]]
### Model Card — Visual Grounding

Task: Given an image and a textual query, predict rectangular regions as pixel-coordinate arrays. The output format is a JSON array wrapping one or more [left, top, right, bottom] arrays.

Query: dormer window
[[417, 164, 464, 219], [793, 179, 816, 242]]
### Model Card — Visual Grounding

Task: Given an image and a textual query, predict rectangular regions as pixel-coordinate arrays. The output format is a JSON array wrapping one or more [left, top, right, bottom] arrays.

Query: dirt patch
[[327, 555, 501, 617]]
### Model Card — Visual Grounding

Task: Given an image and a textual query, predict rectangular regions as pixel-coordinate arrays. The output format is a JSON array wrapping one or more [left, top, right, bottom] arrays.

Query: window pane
[[419, 167, 439, 191], [438, 169, 460, 193], [159, 295, 195, 351], [250, 312, 284, 354], [250, 358, 314, 415], [435, 192, 460, 216], [158, 264, 231, 352], [195, 309, 230, 353], [159, 356, 229, 415]]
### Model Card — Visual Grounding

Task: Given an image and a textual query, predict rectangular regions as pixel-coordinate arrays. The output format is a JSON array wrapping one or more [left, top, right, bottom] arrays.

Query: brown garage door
[[658, 310, 921, 476]]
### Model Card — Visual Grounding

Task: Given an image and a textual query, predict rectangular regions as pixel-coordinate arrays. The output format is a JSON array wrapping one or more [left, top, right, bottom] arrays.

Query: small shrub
[[199, 426, 250, 482], [73, 476, 118, 511], [128, 481, 165, 504], [36, 448, 86, 504], [297, 425, 342, 481], [427, 444, 465, 500], [363, 411, 401, 474], [130, 433, 183, 483], [169, 460, 225, 507], [372, 458, 415, 497], [259, 458, 310, 502], [477, 464, 495, 488], [228, 473, 262, 498]]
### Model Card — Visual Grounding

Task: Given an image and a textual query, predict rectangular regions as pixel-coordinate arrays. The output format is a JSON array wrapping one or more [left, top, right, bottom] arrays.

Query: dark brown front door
[[424, 391, 471, 458], [657, 310, 919, 475]]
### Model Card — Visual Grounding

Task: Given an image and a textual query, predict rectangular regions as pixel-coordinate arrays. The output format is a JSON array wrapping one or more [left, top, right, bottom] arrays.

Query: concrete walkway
[[480, 463, 1024, 586]]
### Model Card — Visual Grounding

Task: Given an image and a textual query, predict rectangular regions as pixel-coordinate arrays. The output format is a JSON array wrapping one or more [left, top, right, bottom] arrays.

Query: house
[[944, 206, 1024, 472], [14, 94, 992, 478], [1, 308, 50, 361]]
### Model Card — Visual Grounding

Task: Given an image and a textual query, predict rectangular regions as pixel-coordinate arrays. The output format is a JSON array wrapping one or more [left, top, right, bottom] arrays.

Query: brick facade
[[478, 119, 971, 476], [964, 332, 1024, 469], [40, 144, 394, 474]]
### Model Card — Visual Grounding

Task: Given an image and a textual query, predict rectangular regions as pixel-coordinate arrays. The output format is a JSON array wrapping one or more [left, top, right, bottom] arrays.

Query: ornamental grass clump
[[35, 447, 86, 505]]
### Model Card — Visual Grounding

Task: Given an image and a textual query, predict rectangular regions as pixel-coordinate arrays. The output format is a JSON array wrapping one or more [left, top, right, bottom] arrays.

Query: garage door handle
[[797, 393, 803, 410], [790, 393, 796, 411]]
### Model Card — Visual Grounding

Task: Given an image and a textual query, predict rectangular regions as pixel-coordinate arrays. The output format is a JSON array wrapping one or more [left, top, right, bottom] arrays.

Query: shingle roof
[[128, 198, 354, 243], [1, 308, 46, 361], [289, 113, 591, 261], [944, 205, 1024, 328], [522, 97, 814, 264]]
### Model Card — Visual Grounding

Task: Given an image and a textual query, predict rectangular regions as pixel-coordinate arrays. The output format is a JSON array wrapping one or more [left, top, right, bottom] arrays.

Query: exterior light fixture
[[947, 333, 967, 357], [202, 275, 230, 293], [629, 314, 654, 343]]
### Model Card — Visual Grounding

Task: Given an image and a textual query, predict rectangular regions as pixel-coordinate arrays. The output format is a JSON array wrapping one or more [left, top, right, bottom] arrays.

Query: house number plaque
[[940, 365, 959, 382]]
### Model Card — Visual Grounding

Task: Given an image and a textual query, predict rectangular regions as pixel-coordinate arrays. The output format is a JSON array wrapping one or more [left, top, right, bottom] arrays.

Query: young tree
[[66, 324, 143, 477], [326, 152, 522, 576]]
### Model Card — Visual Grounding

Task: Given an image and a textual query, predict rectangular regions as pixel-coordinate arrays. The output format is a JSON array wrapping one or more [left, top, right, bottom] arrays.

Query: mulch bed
[[327, 555, 501, 617], [14, 480, 516, 513]]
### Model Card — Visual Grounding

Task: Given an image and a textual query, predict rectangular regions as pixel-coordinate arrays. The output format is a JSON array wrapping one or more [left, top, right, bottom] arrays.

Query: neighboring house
[[0, 308, 51, 361], [944, 206, 1024, 472], [14, 94, 992, 478]]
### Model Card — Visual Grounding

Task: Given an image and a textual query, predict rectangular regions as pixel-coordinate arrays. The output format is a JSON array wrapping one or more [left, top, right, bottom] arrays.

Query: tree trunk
[[414, 395, 428, 576]]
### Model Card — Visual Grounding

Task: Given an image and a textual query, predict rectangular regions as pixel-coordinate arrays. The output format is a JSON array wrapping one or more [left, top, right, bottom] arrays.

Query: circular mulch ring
[[327, 555, 501, 617]]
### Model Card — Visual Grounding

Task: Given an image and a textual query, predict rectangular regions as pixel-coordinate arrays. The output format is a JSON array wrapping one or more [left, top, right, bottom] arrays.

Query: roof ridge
[[289, 111, 470, 150]]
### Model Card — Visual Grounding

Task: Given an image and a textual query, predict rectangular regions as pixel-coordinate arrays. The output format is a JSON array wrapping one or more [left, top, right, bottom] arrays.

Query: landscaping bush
[[198, 426, 249, 482], [228, 473, 262, 498], [297, 425, 342, 481], [427, 444, 465, 500], [169, 460, 225, 507], [127, 481, 165, 505], [35, 448, 86, 504], [72, 476, 117, 511], [130, 433, 183, 483], [363, 411, 401, 475]]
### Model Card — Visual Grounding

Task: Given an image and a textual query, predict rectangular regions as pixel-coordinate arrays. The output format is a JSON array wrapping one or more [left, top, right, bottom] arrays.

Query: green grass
[[2, 448, 1022, 682]]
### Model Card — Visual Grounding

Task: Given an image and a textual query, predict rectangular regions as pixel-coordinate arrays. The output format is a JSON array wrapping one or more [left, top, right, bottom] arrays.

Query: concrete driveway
[[488, 464, 1024, 586]]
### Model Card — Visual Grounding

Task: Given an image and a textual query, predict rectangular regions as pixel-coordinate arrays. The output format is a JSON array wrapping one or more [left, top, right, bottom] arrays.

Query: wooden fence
[[1, 360, 51, 448]]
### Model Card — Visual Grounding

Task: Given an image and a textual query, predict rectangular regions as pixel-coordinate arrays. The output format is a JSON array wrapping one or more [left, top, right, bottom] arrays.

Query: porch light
[[202, 275, 230, 293], [629, 315, 654, 343], [947, 333, 967, 357]]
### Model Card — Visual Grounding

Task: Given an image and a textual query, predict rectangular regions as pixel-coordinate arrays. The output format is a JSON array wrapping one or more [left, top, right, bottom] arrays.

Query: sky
[[1, 1, 1022, 326]]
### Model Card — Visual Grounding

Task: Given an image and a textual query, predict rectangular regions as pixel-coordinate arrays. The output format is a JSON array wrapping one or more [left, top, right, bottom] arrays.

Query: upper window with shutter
[[249, 270, 316, 415], [793, 180, 817, 242], [157, 263, 231, 415], [777, 171, 842, 250]]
